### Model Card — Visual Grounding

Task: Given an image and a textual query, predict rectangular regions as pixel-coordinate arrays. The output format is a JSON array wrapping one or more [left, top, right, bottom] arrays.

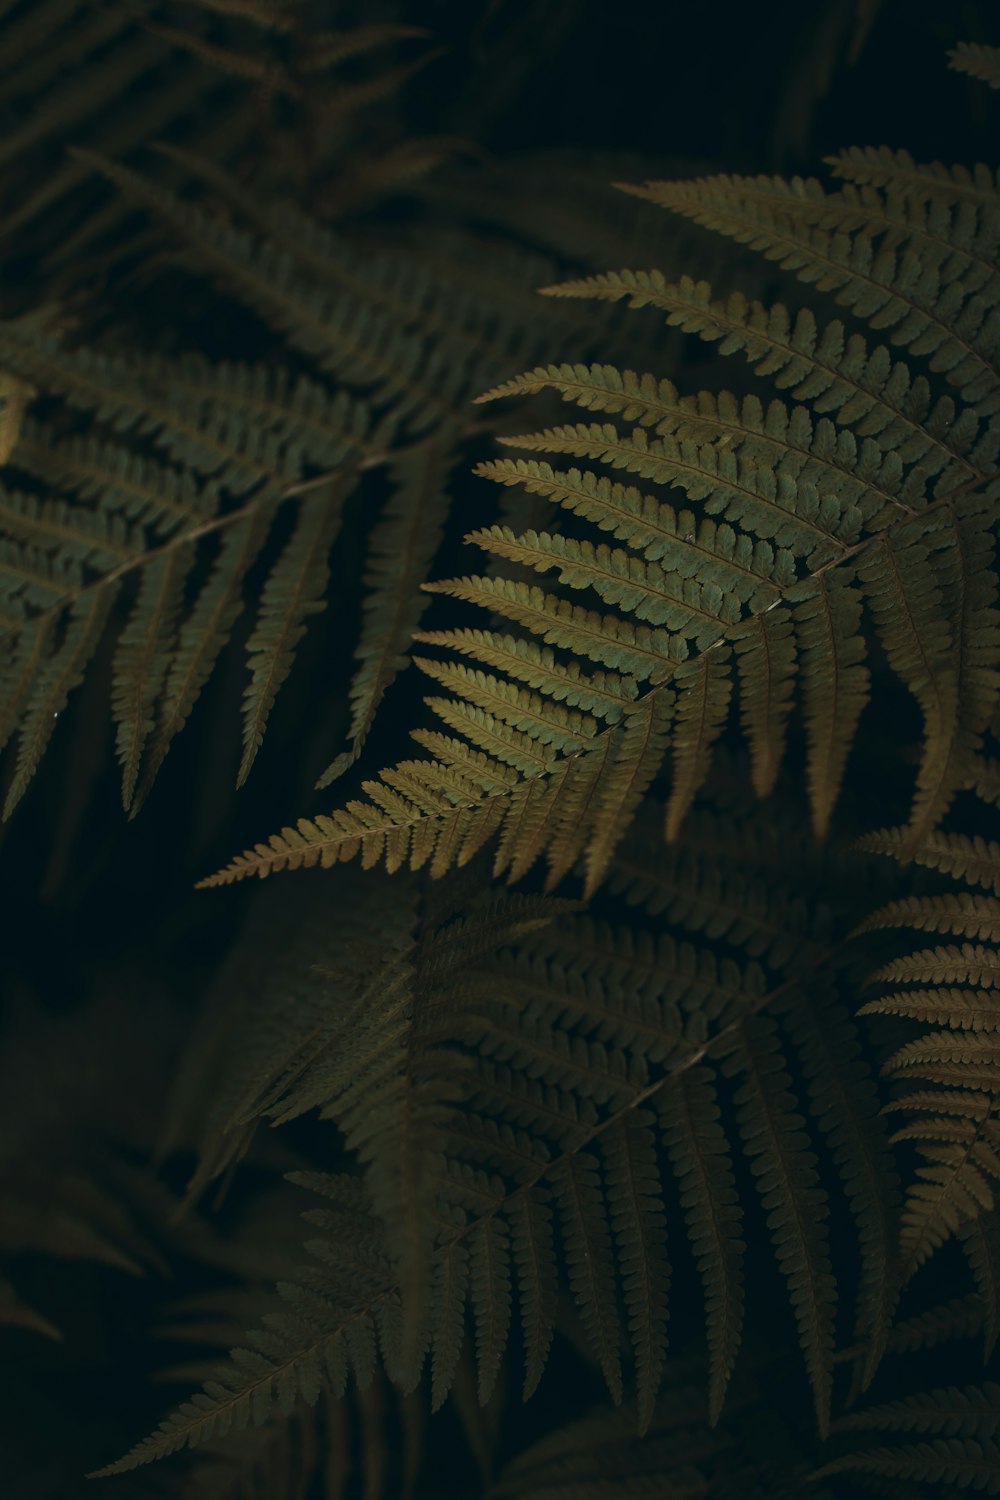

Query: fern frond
[[600, 1111, 671, 1433], [550, 1150, 624, 1403], [412, 628, 640, 722], [609, 805, 833, 969], [579, 691, 675, 899], [479, 362, 914, 524], [961, 1213, 1000, 1361], [495, 419, 857, 554], [881, 1293, 986, 1355], [209, 141, 1000, 888], [91, 1208, 396, 1475], [838, 1380, 1000, 1437], [10, 425, 219, 539], [778, 981, 900, 1389], [731, 606, 798, 798], [0, 308, 400, 807]]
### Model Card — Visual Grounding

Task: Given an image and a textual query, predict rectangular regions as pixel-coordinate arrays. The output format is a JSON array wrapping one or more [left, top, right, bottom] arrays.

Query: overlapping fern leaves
[[0, 332, 380, 812], [206, 141, 1000, 895], [0, 60, 616, 815], [493, 1330, 1000, 1500], [0, 0, 441, 287], [98, 784, 922, 1475]]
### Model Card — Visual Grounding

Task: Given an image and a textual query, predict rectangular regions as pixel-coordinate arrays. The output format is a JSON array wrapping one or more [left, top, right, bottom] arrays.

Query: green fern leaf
[[859, 828, 1000, 894], [777, 981, 900, 1389], [622, 174, 999, 410], [581, 690, 675, 899]]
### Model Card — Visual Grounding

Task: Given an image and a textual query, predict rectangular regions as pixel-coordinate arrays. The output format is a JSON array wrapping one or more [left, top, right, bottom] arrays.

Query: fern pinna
[[858, 779, 1000, 1319], [205, 139, 1000, 895]]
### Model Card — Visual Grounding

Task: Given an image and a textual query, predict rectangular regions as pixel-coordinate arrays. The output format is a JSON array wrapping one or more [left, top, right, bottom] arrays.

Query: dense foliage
[[2, 2, 1000, 1496]]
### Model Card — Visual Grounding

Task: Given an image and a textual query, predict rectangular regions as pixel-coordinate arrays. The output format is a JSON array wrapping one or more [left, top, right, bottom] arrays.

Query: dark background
[[0, 0, 995, 1493]]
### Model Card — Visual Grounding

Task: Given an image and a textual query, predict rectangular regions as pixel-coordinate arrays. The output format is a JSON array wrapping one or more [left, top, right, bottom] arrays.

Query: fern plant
[[94, 771, 1000, 1486], [92, 777, 913, 1473], [0, 44, 629, 814], [4, 10, 1000, 1499], [205, 122, 1000, 895]]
